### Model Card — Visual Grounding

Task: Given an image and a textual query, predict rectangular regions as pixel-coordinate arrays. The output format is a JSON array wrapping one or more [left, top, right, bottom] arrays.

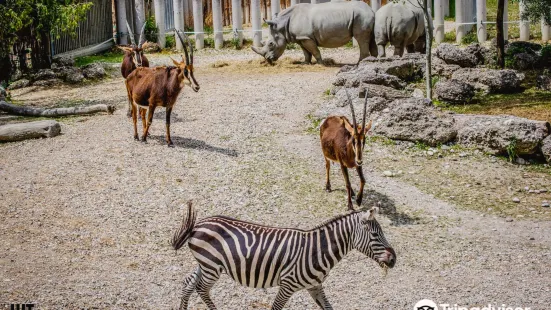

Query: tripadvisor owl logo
[[415, 299, 439, 310]]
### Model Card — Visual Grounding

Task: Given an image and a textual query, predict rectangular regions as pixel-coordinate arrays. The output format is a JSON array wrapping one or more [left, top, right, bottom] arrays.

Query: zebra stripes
[[172, 202, 396, 310]]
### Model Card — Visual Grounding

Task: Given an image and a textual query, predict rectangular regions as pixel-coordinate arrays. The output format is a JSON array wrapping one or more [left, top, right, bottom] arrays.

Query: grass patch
[[75, 51, 123, 67], [440, 88, 551, 123], [306, 114, 322, 134]]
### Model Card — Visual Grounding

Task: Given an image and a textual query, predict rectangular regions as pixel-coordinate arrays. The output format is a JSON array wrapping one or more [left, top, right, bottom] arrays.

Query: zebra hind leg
[[195, 267, 221, 310], [179, 268, 200, 310], [307, 285, 333, 310], [271, 285, 297, 310]]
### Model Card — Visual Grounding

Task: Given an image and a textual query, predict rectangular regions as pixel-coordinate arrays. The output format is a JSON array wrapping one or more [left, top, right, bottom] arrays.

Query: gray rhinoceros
[[374, 1, 426, 57], [251, 1, 377, 64]]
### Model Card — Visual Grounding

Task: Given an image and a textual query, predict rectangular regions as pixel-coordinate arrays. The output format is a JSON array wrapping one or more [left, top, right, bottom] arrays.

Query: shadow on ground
[[149, 135, 238, 157], [360, 189, 419, 226]]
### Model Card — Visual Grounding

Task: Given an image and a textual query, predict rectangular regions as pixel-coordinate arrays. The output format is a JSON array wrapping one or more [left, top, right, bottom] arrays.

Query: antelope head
[[119, 20, 148, 66], [171, 30, 200, 92], [343, 89, 372, 166]]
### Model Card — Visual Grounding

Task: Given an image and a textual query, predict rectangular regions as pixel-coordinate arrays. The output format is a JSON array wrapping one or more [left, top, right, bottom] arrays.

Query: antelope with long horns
[[119, 21, 150, 78], [125, 30, 200, 147], [320, 90, 372, 210]]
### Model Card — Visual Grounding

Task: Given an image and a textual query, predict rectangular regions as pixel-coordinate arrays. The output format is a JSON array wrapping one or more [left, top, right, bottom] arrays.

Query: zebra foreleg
[[307, 285, 333, 310], [179, 268, 200, 310], [271, 285, 297, 310], [195, 267, 220, 310]]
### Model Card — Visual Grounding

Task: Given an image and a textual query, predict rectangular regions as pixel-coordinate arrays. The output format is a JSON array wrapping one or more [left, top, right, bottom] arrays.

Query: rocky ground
[[1, 48, 551, 309]]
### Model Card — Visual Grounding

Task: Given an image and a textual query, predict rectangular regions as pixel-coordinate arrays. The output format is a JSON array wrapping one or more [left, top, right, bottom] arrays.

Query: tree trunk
[[496, 0, 505, 68], [0, 120, 61, 142], [423, 0, 433, 99], [0, 101, 115, 117]]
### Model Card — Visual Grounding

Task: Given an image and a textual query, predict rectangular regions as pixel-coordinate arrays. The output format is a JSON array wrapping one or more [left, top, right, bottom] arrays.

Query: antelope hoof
[[167, 142, 174, 147], [141, 136, 147, 143], [134, 135, 139, 141], [356, 196, 363, 206], [325, 184, 331, 192]]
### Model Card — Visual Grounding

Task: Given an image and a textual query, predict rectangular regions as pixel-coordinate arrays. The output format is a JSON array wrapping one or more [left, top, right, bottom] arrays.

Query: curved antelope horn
[[126, 20, 136, 46], [186, 33, 193, 64], [176, 30, 190, 65], [344, 89, 358, 135], [138, 21, 147, 47], [362, 92, 368, 130]]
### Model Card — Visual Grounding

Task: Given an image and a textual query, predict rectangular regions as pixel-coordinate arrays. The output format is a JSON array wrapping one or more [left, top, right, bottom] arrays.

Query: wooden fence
[[50, 0, 114, 57]]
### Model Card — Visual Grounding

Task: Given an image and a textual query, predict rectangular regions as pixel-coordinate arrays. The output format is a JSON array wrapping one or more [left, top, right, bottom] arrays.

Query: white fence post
[[456, 0, 464, 43], [476, 0, 486, 43], [115, 0, 128, 45], [193, 0, 204, 49], [174, 0, 184, 50], [519, 0, 529, 41], [543, 19, 550, 42], [251, 0, 262, 47], [271, 0, 280, 18], [434, 0, 444, 43], [213, 0, 224, 49], [154, 0, 166, 48], [135, 0, 146, 41], [232, 0, 244, 46]]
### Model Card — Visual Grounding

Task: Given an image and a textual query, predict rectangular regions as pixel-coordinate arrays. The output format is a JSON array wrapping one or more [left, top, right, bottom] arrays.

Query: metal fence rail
[[50, 0, 113, 56]]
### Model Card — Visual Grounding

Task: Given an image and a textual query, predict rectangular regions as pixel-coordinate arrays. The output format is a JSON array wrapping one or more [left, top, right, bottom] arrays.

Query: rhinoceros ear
[[263, 18, 277, 28]]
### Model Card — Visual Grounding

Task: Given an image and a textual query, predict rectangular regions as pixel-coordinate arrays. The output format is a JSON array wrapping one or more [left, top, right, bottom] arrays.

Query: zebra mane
[[310, 211, 361, 231]]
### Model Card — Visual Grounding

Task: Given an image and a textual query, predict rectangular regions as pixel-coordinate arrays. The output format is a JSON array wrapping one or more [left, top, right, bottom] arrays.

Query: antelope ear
[[341, 117, 355, 135], [170, 56, 180, 66], [118, 46, 132, 53], [362, 207, 379, 221], [364, 120, 373, 133]]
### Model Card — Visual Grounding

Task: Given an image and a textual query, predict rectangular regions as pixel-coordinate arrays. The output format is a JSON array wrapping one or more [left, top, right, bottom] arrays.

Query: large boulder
[[0, 86, 6, 101], [512, 52, 539, 70], [51, 56, 75, 69], [436, 43, 478, 68], [464, 43, 488, 65], [32, 69, 56, 81], [454, 114, 550, 155], [451, 68, 524, 94], [32, 79, 62, 87], [434, 79, 475, 104], [541, 135, 551, 163], [536, 75, 551, 91], [334, 70, 406, 89], [55, 67, 85, 84], [82, 63, 107, 79], [368, 98, 457, 146], [432, 57, 461, 78], [8, 79, 30, 90]]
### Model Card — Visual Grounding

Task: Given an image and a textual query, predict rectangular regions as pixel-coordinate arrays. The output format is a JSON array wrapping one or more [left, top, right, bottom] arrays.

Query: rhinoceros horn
[[263, 18, 277, 27], [251, 45, 266, 56]]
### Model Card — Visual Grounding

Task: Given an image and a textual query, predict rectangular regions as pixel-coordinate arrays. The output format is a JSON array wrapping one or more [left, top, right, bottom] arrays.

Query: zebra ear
[[362, 207, 379, 221]]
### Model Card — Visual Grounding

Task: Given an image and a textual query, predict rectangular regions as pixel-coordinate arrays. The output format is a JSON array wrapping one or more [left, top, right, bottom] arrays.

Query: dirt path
[[1, 50, 550, 309]]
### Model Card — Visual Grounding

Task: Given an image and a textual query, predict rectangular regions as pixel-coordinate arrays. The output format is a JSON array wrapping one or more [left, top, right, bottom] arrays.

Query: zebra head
[[353, 207, 396, 269]]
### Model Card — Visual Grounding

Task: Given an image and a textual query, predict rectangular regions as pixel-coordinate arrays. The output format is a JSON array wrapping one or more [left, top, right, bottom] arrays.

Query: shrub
[[144, 16, 158, 42], [165, 35, 175, 49], [461, 31, 478, 45], [443, 30, 456, 43]]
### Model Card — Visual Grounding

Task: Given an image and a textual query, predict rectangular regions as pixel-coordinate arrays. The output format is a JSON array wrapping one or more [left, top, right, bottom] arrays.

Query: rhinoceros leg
[[369, 36, 378, 58], [394, 45, 405, 57], [300, 39, 322, 64], [300, 46, 313, 64], [406, 44, 415, 54], [377, 45, 386, 57]]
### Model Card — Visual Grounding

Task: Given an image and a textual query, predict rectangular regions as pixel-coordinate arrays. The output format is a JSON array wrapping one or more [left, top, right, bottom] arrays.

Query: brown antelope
[[125, 31, 200, 147], [320, 90, 372, 210], [119, 21, 150, 78]]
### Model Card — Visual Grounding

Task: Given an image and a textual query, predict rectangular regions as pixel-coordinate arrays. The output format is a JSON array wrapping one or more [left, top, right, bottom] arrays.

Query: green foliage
[[461, 31, 478, 45], [165, 35, 175, 49], [0, 1, 93, 57], [443, 30, 456, 43], [344, 40, 354, 48], [414, 141, 430, 151], [203, 26, 214, 36], [144, 16, 158, 42], [515, 0, 551, 25], [286, 43, 299, 50], [507, 137, 518, 162], [306, 114, 322, 134]]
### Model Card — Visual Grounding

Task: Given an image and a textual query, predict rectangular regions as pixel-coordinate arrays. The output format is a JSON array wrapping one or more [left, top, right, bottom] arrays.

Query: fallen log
[[0, 120, 61, 142], [0, 100, 115, 117]]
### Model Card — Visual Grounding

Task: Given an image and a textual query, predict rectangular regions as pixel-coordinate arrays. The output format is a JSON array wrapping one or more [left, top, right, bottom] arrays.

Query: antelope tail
[[172, 201, 197, 251]]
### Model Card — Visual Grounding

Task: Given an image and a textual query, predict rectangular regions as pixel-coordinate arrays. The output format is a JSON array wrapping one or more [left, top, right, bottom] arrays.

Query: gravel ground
[[1, 48, 550, 309]]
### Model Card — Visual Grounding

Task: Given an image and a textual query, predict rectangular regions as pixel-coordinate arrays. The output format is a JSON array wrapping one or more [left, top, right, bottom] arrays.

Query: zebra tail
[[172, 201, 197, 251]]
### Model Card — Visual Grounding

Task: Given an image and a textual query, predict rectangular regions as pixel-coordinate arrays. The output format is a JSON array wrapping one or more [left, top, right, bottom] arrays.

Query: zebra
[[172, 202, 396, 310]]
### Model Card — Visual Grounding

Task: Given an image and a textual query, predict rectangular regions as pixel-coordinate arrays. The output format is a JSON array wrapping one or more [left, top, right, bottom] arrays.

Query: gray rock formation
[[82, 63, 107, 79], [435, 43, 478, 68], [434, 79, 475, 104], [541, 135, 551, 163], [536, 75, 551, 91], [454, 114, 550, 155], [8, 79, 30, 90], [32, 69, 56, 81], [451, 68, 524, 94]]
